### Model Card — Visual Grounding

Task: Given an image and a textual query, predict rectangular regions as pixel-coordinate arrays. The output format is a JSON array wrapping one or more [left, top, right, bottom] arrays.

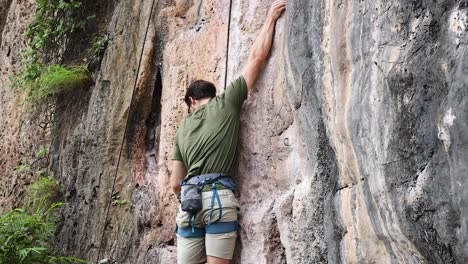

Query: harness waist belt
[[185, 173, 237, 191]]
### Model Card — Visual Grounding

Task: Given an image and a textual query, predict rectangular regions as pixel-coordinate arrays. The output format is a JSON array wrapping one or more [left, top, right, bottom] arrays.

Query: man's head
[[184, 80, 216, 112]]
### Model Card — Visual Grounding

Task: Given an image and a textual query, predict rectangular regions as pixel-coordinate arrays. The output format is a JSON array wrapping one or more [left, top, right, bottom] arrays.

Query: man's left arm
[[171, 160, 187, 195]]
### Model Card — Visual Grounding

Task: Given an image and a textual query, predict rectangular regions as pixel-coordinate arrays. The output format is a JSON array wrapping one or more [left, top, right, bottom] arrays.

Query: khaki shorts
[[176, 189, 240, 264]]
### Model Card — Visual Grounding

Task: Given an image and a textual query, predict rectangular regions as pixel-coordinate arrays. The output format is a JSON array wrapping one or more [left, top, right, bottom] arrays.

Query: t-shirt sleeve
[[222, 75, 248, 109], [172, 137, 183, 161]]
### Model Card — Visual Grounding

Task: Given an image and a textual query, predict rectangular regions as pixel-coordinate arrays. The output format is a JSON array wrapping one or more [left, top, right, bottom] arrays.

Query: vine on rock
[[16, 0, 94, 103]]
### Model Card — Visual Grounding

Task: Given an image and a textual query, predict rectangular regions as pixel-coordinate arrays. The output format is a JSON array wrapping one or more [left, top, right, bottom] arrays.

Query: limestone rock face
[[1, 0, 467, 263]]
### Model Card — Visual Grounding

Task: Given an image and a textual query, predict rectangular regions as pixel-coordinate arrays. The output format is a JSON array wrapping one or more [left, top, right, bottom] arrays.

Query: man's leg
[[176, 207, 207, 264], [202, 189, 240, 264], [177, 235, 206, 264], [205, 232, 237, 264]]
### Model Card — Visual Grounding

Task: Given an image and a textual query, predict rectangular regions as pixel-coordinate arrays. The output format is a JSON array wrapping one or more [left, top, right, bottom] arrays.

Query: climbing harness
[[176, 173, 239, 238], [96, 0, 158, 261], [180, 173, 235, 214]]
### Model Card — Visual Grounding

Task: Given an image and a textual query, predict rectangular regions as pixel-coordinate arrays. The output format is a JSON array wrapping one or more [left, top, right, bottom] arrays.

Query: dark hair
[[184, 80, 216, 107]]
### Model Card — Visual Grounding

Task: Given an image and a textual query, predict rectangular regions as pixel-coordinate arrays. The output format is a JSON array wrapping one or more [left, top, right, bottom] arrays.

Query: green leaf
[[19, 247, 47, 263], [35, 145, 49, 159]]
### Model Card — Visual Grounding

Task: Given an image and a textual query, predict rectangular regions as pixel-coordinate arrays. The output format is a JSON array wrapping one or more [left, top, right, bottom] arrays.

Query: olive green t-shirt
[[172, 76, 248, 180]]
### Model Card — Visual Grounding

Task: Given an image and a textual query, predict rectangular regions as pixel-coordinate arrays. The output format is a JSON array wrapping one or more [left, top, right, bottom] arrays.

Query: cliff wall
[[1, 0, 467, 263]]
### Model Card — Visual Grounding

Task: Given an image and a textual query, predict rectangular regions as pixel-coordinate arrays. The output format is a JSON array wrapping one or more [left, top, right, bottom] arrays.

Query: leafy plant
[[15, 145, 49, 173], [20, 0, 86, 78], [14, 146, 59, 213], [25, 176, 61, 214], [15, 158, 33, 173], [85, 34, 111, 72], [14, 0, 94, 103], [111, 192, 127, 206], [0, 149, 86, 263], [17, 64, 90, 103], [88, 34, 111, 62], [28, 65, 90, 101], [36, 145, 49, 159], [0, 204, 86, 264]]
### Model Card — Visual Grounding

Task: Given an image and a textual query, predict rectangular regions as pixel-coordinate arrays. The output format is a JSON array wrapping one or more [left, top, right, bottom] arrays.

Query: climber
[[170, 1, 286, 263]]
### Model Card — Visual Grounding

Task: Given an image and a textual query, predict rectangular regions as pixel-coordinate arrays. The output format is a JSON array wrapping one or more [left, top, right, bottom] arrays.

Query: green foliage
[[15, 145, 49, 174], [28, 65, 90, 101], [1, 150, 87, 264], [14, 0, 94, 103], [0, 204, 86, 264], [23, 0, 94, 63], [36, 145, 49, 159], [22, 146, 60, 213], [15, 146, 60, 212], [88, 34, 111, 62], [15, 158, 33, 173], [17, 64, 90, 103], [21, 0, 85, 78], [25, 176, 61, 214], [111, 192, 127, 207]]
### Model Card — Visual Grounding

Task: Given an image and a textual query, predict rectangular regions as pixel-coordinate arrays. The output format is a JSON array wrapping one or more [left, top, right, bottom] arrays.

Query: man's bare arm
[[171, 160, 187, 195], [242, 0, 286, 92]]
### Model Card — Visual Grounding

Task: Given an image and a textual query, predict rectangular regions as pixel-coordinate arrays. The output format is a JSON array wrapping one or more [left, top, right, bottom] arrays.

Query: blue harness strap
[[174, 213, 204, 238], [175, 221, 239, 237], [189, 214, 196, 233], [208, 183, 223, 225], [175, 225, 206, 238], [206, 221, 239, 234]]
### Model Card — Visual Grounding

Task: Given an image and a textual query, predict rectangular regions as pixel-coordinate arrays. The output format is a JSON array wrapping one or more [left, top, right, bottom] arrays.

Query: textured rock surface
[[0, 0, 48, 211], [1, 0, 467, 263]]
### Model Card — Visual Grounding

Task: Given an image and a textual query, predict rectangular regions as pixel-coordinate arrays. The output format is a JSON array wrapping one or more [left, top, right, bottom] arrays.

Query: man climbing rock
[[171, 1, 286, 263]]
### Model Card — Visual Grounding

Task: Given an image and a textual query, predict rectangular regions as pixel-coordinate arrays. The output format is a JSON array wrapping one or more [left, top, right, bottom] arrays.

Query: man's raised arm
[[242, 0, 286, 92]]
